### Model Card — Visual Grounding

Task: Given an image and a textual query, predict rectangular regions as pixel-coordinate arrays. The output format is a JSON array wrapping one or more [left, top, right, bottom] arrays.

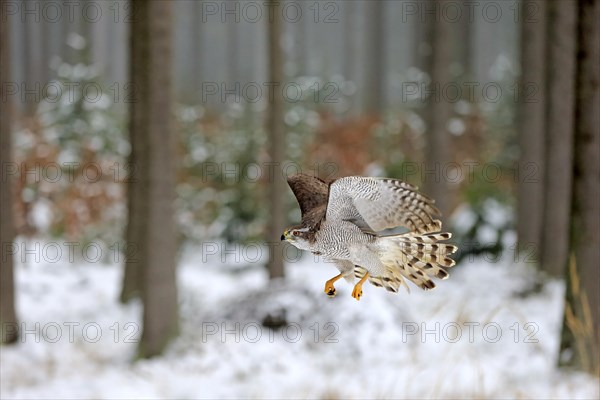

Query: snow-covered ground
[[1, 241, 599, 399]]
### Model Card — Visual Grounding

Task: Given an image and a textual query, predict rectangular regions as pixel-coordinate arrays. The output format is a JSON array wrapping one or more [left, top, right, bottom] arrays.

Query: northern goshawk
[[281, 174, 457, 300]]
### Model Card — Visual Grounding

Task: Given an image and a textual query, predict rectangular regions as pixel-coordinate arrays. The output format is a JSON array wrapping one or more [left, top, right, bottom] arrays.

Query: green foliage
[[175, 103, 268, 243], [176, 76, 350, 244], [17, 51, 520, 259], [14, 47, 128, 253], [19, 62, 353, 247], [451, 58, 521, 262]]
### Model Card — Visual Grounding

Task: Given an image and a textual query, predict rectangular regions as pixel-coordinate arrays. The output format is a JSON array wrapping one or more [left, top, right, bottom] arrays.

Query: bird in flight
[[282, 174, 457, 301]]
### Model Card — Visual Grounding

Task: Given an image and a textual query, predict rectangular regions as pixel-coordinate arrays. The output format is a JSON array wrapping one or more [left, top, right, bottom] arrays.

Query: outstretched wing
[[326, 176, 441, 233], [287, 173, 330, 230]]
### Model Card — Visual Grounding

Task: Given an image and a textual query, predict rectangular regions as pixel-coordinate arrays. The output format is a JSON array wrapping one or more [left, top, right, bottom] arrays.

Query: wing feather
[[326, 176, 442, 233], [287, 173, 331, 230]]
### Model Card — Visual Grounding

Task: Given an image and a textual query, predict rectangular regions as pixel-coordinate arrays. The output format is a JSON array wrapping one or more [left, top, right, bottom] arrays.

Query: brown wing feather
[[287, 174, 331, 230]]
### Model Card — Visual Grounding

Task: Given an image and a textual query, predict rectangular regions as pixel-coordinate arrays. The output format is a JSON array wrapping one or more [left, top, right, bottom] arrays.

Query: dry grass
[[563, 256, 600, 376]]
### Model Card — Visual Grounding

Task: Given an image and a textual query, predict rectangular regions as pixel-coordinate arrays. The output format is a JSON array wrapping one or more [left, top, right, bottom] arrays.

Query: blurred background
[[1, 0, 598, 399]]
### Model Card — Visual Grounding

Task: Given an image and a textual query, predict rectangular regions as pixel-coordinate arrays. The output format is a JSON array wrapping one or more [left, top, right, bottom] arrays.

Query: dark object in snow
[[262, 308, 287, 330]]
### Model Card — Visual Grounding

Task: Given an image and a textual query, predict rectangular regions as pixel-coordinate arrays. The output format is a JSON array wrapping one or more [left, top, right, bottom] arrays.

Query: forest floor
[[1, 240, 599, 399]]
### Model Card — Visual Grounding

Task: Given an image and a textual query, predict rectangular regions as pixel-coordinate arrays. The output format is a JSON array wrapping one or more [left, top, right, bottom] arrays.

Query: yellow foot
[[351, 271, 369, 301], [351, 285, 363, 300], [324, 273, 343, 297], [325, 283, 336, 297]]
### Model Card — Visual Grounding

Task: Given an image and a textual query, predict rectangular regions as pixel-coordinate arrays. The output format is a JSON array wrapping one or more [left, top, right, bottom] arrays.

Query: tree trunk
[[413, 0, 431, 74], [266, 2, 286, 280], [343, 1, 357, 115], [423, 0, 455, 218], [120, 0, 148, 303], [540, 0, 577, 277], [124, 0, 179, 358], [193, 1, 204, 103], [517, 0, 547, 262], [457, 0, 473, 79], [300, 3, 311, 76], [363, 1, 385, 115], [227, 19, 238, 85], [0, 0, 19, 344], [22, 1, 38, 116], [559, 0, 600, 375], [343, 1, 355, 81]]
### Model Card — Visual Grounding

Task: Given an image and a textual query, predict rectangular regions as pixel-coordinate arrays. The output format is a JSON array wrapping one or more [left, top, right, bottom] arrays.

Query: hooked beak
[[280, 234, 285, 241], [281, 230, 291, 241]]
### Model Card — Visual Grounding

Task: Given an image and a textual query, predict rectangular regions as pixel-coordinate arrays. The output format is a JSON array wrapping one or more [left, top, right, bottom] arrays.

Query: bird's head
[[281, 226, 312, 250]]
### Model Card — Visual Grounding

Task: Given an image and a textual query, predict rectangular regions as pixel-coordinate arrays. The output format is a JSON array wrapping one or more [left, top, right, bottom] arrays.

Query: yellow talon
[[324, 273, 343, 297], [352, 272, 369, 301]]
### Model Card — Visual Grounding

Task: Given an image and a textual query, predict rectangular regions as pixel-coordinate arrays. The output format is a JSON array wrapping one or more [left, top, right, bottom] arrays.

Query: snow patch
[[2, 244, 598, 399]]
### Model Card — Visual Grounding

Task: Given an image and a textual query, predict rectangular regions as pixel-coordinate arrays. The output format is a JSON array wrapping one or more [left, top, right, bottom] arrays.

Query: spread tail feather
[[356, 220, 457, 292]]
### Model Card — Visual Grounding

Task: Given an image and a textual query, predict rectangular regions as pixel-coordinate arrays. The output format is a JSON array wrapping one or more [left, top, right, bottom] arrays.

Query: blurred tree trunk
[[517, 0, 547, 262], [363, 1, 385, 115], [343, 1, 355, 80], [343, 1, 356, 114], [423, 0, 455, 218], [0, 2, 19, 344], [40, 14, 50, 85], [120, 0, 147, 303], [413, 3, 431, 73], [140, 0, 178, 358], [560, 0, 600, 375], [22, 2, 37, 116], [540, 0, 577, 277], [227, 20, 238, 85], [193, 1, 203, 103], [122, 0, 179, 358], [300, 4, 311, 76], [266, 2, 285, 279], [458, 0, 473, 79]]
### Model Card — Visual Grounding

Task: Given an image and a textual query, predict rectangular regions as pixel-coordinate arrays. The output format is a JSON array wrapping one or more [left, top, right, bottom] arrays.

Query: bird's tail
[[355, 220, 457, 293]]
